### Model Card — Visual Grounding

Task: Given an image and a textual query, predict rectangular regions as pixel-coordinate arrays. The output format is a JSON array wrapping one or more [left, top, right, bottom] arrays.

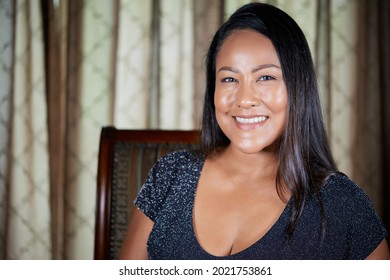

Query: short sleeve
[[346, 183, 388, 259], [134, 154, 176, 222]]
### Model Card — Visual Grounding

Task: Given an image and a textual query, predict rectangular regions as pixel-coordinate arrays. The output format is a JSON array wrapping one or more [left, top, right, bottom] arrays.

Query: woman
[[119, 2, 389, 259]]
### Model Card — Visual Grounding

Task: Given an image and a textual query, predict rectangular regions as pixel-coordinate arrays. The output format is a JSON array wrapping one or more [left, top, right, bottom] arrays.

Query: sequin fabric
[[134, 150, 388, 259]]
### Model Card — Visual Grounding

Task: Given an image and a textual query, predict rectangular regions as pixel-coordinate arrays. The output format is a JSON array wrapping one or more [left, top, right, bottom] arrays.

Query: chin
[[235, 143, 267, 154], [234, 139, 279, 155]]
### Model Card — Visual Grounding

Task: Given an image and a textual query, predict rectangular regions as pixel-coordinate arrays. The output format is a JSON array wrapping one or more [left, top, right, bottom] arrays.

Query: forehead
[[216, 29, 280, 66]]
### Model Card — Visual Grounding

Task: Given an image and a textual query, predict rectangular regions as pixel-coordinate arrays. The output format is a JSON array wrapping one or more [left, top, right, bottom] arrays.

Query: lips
[[235, 116, 268, 124]]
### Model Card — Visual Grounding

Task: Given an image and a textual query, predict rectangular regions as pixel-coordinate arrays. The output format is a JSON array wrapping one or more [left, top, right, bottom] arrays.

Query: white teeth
[[235, 116, 268, 124]]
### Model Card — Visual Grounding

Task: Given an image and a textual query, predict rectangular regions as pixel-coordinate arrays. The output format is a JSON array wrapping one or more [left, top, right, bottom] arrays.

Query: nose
[[235, 84, 260, 108]]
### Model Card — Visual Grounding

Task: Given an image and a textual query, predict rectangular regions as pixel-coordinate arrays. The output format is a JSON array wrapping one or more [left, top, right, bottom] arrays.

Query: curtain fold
[[0, 0, 15, 260], [193, 0, 224, 128], [159, 0, 194, 129], [41, 0, 67, 260], [114, 0, 152, 129], [64, 0, 113, 259], [7, 0, 51, 259], [352, 0, 383, 215], [315, 0, 331, 133], [378, 0, 390, 232]]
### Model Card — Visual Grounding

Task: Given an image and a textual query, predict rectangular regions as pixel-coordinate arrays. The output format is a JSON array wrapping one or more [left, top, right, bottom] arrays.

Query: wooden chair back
[[94, 126, 199, 259]]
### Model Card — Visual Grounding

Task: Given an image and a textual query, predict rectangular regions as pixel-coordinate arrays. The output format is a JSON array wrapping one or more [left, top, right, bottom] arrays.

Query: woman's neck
[[213, 145, 279, 184]]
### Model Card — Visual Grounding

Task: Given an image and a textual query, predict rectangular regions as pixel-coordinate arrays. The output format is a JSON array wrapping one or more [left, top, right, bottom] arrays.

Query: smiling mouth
[[235, 116, 268, 124]]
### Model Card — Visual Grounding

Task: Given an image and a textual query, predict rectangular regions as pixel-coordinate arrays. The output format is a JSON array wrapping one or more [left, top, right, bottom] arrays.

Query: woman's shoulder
[[320, 174, 387, 259], [322, 173, 365, 197], [135, 149, 203, 221], [321, 173, 376, 211], [155, 149, 204, 166], [151, 149, 204, 176]]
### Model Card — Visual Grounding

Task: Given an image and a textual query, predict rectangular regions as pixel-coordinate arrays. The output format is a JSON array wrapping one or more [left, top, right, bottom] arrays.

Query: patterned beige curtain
[[0, 0, 14, 260], [316, 0, 385, 215], [0, 0, 51, 259], [114, 0, 222, 129], [0, 0, 388, 259]]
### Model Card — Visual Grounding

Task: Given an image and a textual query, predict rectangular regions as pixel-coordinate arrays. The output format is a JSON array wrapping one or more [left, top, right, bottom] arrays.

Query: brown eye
[[258, 75, 275, 81], [221, 77, 237, 83]]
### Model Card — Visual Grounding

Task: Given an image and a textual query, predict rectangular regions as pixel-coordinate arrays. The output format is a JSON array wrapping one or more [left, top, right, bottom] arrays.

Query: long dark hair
[[200, 3, 339, 237]]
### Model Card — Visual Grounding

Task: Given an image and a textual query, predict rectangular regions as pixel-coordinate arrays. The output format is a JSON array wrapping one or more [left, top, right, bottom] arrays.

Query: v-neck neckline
[[189, 156, 292, 259]]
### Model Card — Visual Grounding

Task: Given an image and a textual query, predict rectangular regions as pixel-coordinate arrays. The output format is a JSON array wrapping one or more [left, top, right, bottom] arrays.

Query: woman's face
[[214, 29, 288, 155]]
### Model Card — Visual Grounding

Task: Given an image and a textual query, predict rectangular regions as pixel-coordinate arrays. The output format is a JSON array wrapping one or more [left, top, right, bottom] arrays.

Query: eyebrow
[[217, 64, 281, 73]]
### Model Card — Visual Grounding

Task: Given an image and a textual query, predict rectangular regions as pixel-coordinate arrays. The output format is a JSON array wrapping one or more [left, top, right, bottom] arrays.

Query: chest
[[194, 179, 288, 256], [145, 165, 350, 259]]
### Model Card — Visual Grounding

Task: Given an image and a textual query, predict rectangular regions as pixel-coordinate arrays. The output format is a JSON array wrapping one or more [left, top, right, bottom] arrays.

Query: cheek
[[273, 91, 288, 132], [262, 86, 288, 113], [275, 91, 288, 110], [214, 89, 234, 113]]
